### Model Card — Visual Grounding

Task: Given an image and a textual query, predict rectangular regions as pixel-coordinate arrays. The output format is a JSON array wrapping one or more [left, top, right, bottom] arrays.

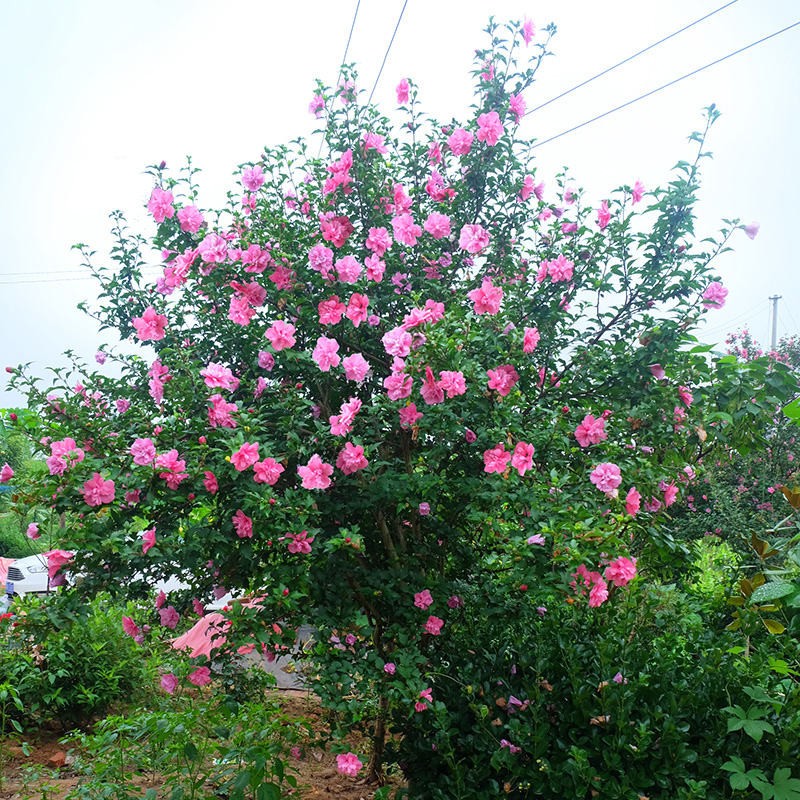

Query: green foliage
[[66, 692, 307, 800], [0, 594, 152, 729]]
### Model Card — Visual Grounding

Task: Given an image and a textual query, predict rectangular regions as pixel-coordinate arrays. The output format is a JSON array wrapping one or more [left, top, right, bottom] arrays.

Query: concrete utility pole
[[769, 294, 782, 350]]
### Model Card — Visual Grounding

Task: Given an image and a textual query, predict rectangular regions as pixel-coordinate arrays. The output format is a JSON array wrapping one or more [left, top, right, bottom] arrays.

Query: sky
[[1, 0, 798, 408]]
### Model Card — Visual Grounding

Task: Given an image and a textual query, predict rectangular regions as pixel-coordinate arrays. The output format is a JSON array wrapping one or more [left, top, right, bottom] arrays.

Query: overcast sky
[[1, 0, 798, 408]]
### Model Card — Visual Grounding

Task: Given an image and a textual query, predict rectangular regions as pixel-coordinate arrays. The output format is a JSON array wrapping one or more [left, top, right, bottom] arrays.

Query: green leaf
[[763, 618, 786, 635], [772, 768, 800, 800], [783, 396, 800, 421], [722, 756, 746, 773], [751, 582, 795, 603]]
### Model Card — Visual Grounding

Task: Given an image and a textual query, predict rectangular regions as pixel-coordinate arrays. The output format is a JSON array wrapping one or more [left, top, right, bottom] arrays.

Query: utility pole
[[769, 295, 782, 350]]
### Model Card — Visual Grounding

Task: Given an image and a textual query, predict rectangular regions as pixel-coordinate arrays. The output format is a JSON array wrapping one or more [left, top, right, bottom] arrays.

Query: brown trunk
[[365, 694, 389, 784]]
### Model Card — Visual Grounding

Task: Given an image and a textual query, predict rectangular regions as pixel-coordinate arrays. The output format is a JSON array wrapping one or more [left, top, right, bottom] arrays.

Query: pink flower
[[312, 336, 341, 372], [319, 212, 353, 247], [527, 533, 545, 546], [458, 223, 490, 254], [336, 443, 369, 475], [130, 437, 156, 465], [484, 445, 511, 474], [415, 687, 433, 712], [253, 457, 284, 485], [208, 394, 238, 428], [286, 530, 315, 554], [265, 320, 296, 351], [201, 362, 240, 391], [309, 93, 324, 117], [318, 296, 346, 325], [47, 438, 86, 475], [548, 254, 574, 282], [203, 471, 219, 494], [522, 17, 536, 45], [399, 403, 423, 428], [438, 371, 466, 398], [649, 363, 667, 381], [625, 486, 641, 516], [382, 326, 413, 357], [160, 673, 179, 694], [335, 255, 362, 283], [396, 78, 410, 104], [597, 200, 611, 230], [45, 549, 74, 581], [241, 166, 265, 192], [662, 482, 679, 507], [392, 213, 423, 247], [366, 227, 393, 256], [330, 397, 362, 436], [702, 281, 728, 309], [487, 365, 519, 397], [122, 616, 140, 639], [522, 327, 540, 353], [424, 212, 452, 239], [420, 366, 445, 405], [82, 473, 116, 507], [177, 205, 204, 233], [308, 243, 334, 277], [197, 232, 228, 264], [232, 442, 260, 472], [26, 522, 40, 540], [508, 93, 526, 123], [384, 371, 413, 401], [0, 463, 13, 483], [147, 187, 175, 223], [188, 666, 212, 687], [158, 606, 181, 631], [574, 414, 607, 448], [425, 615, 444, 635], [476, 111, 504, 146], [336, 753, 363, 778], [346, 293, 370, 327], [678, 385, 694, 408], [365, 255, 386, 282], [132, 307, 168, 341], [414, 589, 433, 609], [142, 528, 156, 555], [605, 556, 637, 587], [418, 502, 430, 516], [742, 221, 760, 239], [467, 278, 503, 315], [362, 132, 388, 154], [511, 442, 534, 476], [631, 180, 645, 204], [588, 578, 609, 607], [590, 462, 622, 496], [447, 127, 474, 155], [342, 353, 370, 383], [298, 454, 334, 490], [232, 509, 253, 539], [384, 662, 396, 675]]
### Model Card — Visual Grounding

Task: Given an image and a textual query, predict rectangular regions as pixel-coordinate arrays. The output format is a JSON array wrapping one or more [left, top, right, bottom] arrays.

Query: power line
[[0, 266, 161, 278], [530, 20, 800, 150], [336, 0, 361, 90], [527, 0, 739, 116], [316, 0, 361, 159], [0, 276, 98, 286], [367, 0, 409, 106]]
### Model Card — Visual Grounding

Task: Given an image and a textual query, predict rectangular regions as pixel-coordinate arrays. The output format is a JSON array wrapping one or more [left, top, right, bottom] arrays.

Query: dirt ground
[[0, 690, 403, 800]]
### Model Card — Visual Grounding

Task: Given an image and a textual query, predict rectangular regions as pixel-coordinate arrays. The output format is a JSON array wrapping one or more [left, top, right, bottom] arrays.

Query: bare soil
[[0, 690, 404, 800]]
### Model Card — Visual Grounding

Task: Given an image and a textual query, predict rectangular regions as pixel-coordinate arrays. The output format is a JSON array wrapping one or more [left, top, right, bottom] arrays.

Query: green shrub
[[0, 593, 153, 729]]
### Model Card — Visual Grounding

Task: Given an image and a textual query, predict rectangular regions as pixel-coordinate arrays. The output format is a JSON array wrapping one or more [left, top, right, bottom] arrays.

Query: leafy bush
[[0, 593, 153, 729]]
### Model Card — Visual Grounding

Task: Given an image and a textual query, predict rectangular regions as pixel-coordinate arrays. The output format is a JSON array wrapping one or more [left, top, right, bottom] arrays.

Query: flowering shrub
[[5, 17, 798, 792]]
